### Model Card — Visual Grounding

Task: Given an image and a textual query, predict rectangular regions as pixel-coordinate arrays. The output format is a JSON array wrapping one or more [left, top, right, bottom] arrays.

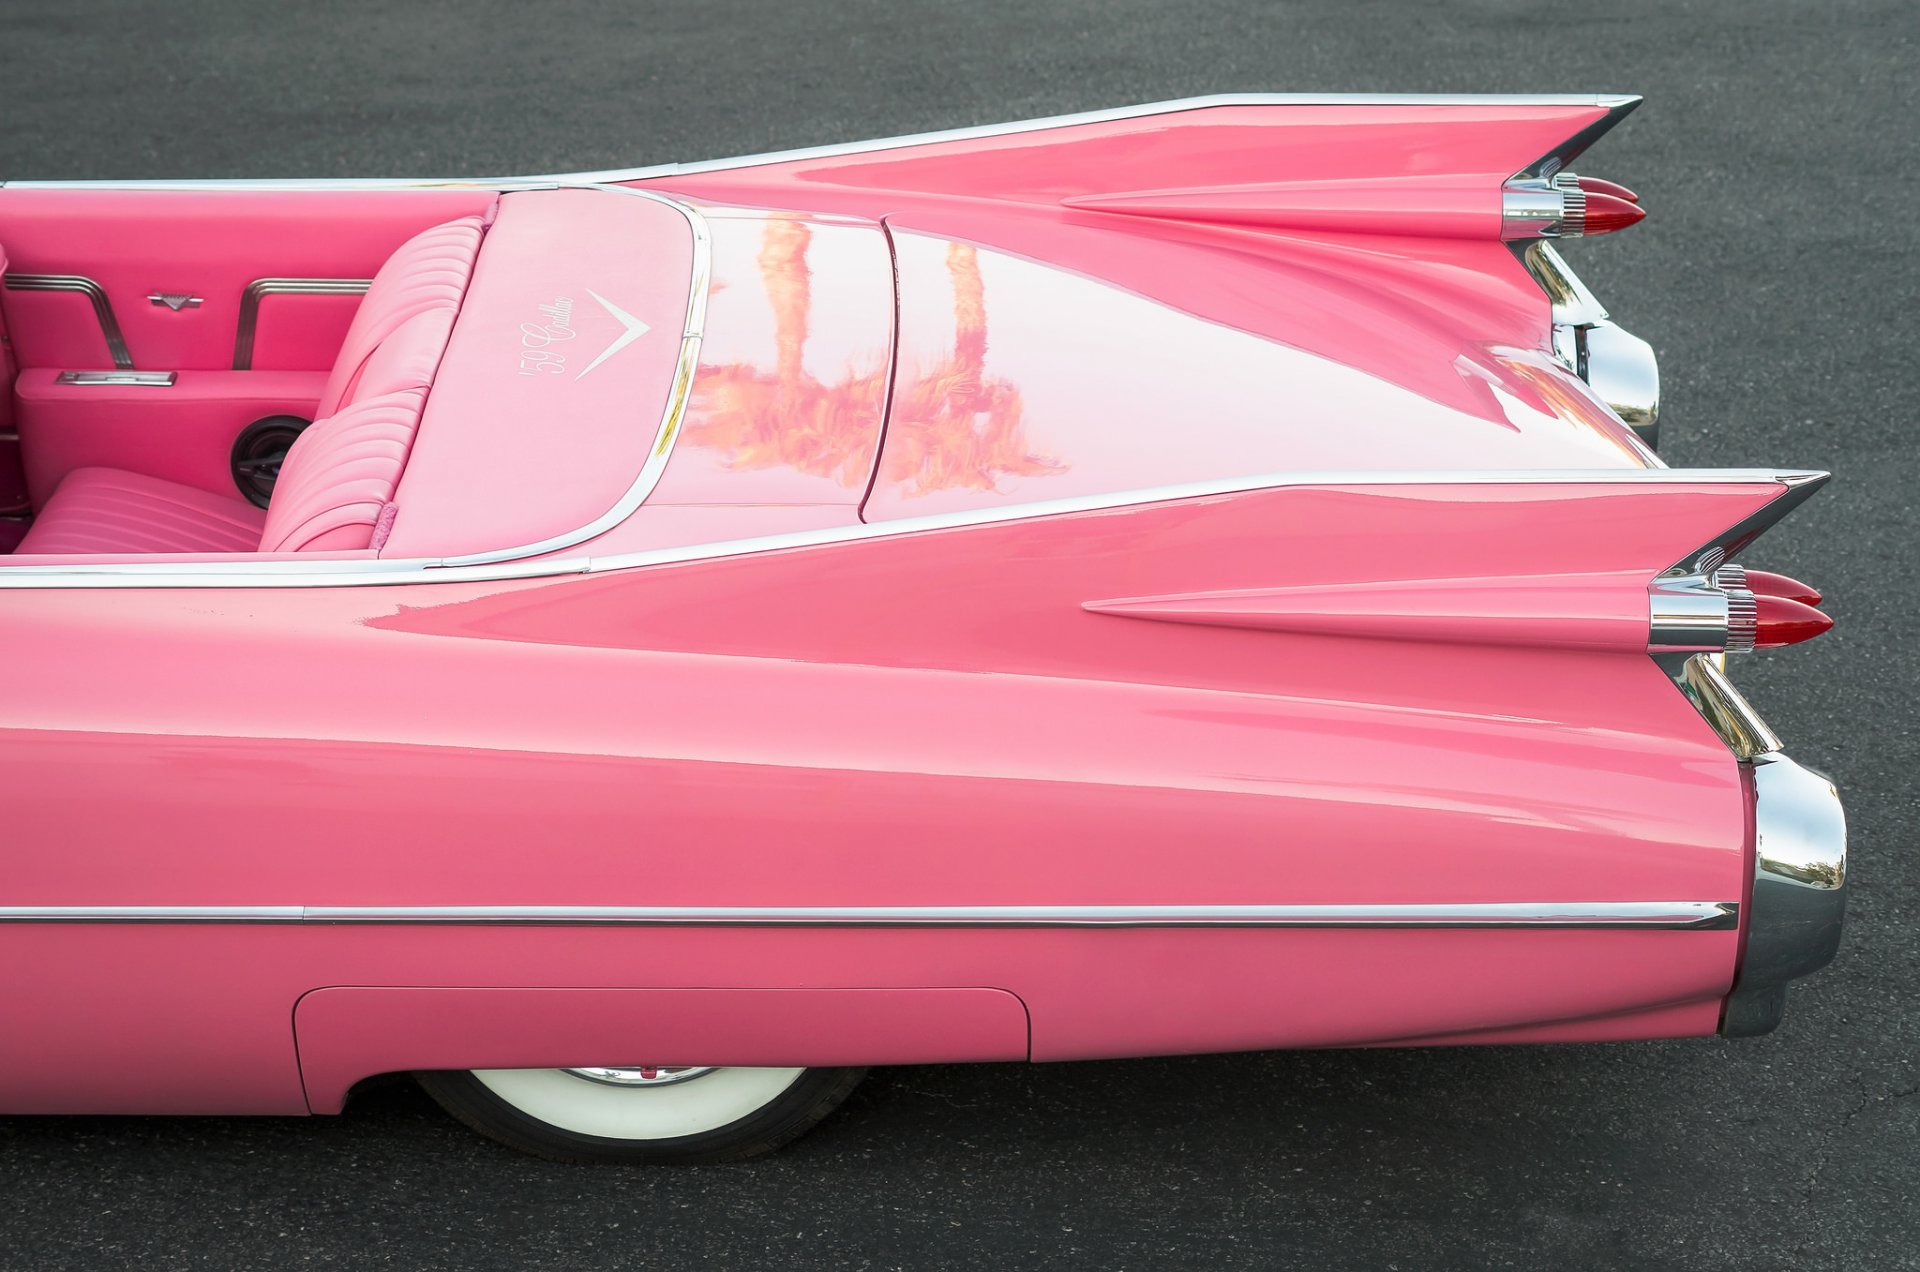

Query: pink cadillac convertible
[[0, 95, 1845, 1163]]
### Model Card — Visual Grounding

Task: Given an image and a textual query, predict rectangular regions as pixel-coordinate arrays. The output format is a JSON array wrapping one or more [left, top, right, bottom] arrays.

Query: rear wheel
[[415, 1065, 866, 1164]]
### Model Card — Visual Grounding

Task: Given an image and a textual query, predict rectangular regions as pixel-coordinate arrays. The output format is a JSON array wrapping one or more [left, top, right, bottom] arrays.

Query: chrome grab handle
[[54, 370, 177, 387]]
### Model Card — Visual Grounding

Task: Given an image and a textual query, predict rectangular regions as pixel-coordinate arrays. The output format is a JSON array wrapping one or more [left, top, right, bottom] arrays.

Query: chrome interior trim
[[0, 901, 1738, 929], [1, 95, 1642, 191], [233, 278, 371, 370], [3, 273, 134, 369], [1722, 754, 1846, 1036], [0, 468, 1827, 589], [55, 370, 176, 387]]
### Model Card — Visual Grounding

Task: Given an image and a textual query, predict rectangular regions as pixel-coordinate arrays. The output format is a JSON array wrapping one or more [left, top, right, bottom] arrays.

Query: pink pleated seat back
[[263, 212, 487, 553]]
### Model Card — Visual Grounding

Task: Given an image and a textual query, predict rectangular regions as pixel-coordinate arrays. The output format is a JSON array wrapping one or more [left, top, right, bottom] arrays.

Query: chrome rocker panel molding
[[0, 467, 1829, 591], [0, 900, 1738, 929], [1721, 753, 1848, 1036]]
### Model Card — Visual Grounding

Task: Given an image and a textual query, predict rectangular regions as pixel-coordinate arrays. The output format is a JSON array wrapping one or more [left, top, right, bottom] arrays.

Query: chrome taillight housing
[[1501, 172, 1647, 240]]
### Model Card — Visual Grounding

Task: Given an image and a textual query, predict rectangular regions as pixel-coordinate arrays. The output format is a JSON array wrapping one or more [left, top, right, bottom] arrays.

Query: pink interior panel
[[249, 292, 365, 372], [0, 187, 496, 372], [383, 189, 694, 559], [15, 368, 326, 506], [294, 985, 1032, 1113]]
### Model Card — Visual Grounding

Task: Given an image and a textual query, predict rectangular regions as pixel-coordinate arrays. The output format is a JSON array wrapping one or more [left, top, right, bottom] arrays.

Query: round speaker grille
[[230, 415, 311, 509]]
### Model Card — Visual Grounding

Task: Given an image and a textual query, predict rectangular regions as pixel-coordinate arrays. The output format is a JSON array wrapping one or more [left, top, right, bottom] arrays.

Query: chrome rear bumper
[[1721, 753, 1848, 1036]]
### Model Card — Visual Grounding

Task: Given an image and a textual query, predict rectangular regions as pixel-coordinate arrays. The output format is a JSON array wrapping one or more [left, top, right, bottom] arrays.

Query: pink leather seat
[[14, 466, 267, 554], [11, 210, 488, 558]]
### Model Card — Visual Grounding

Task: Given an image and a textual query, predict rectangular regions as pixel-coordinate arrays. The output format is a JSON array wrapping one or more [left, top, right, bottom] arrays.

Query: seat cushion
[[15, 467, 266, 555]]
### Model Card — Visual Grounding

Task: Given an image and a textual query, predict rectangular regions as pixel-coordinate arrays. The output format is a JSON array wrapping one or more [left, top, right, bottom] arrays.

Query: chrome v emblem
[[575, 290, 651, 380]]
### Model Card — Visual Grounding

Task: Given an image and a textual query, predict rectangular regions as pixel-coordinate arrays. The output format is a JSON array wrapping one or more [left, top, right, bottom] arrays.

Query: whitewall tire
[[415, 1065, 866, 1164]]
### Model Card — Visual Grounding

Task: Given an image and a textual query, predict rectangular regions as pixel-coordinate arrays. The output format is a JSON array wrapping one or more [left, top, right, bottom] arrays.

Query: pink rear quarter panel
[[641, 101, 1654, 481], [0, 477, 1761, 1114]]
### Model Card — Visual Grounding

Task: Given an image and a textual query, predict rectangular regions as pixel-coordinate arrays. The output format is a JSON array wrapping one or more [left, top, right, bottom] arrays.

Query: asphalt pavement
[[0, 1, 1914, 1268]]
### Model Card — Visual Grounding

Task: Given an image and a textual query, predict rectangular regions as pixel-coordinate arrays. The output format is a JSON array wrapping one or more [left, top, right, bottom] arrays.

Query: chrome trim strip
[[3, 273, 134, 369], [0, 901, 1737, 929], [54, 370, 176, 387], [233, 278, 371, 370], [0, 468, 1826, 589], [1, 95, 1643, 192], [1721, 754, 1847, 1036], [0, 907, 307, 923]]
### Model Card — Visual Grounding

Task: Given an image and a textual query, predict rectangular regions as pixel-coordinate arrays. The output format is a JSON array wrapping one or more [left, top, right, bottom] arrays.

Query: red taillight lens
[[1753, 594, 1833, 648], [1577, 176, 1640, 205], [1582, 192, 1647, 235], [1744, 569, 1823, 608]]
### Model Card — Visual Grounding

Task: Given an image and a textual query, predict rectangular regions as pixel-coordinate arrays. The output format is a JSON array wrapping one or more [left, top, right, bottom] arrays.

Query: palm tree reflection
[[686, 224, 1062, 495]]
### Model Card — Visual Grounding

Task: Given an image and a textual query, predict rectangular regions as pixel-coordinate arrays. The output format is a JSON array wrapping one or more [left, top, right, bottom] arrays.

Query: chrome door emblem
[[147, 293, 203, 311], [575, 289, 650, 380]]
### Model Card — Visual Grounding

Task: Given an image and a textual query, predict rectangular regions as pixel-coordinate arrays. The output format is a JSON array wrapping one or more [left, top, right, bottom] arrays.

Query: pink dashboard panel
[[293, 985, 1032, 1113]]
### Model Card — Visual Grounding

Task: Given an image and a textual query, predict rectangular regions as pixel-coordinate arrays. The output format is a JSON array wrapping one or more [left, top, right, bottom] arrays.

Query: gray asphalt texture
[[0, 1, 1914, 1268]]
